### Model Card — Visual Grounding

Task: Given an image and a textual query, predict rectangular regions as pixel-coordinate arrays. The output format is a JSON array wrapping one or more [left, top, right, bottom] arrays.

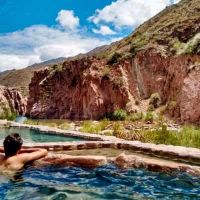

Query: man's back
[[0, 149, 48, 172], [0, 154, 24, 171]]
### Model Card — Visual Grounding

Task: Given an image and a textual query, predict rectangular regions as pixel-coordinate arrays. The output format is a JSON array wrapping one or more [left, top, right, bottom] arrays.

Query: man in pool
[[0, 133, 48, 171], [0, 133, 107, 171]]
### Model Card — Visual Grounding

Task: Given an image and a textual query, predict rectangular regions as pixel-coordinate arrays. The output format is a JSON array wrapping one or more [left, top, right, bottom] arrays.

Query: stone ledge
[[1, 120, 200, 165], [7, 121, 121, 141], [18, 140, 200, 164], [115, 153, 200, 176]]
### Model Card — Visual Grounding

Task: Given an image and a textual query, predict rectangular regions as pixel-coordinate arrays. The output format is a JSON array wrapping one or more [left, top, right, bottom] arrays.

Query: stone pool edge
[[0, 120, 200, 164]]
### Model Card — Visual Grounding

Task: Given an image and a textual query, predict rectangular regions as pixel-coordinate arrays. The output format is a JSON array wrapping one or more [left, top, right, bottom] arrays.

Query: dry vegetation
[[98, 0, 200, 59]]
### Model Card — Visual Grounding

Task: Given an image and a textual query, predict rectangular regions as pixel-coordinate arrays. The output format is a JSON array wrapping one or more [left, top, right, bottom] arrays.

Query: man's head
[[3, 134, 23, 157]]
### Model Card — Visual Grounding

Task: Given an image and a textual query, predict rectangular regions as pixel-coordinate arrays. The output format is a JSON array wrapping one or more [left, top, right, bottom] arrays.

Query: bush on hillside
[[105, 109, 127, 121], [149, 93, 161, 109], [144, 112, 154, 123], [107, 52, 122, 65]]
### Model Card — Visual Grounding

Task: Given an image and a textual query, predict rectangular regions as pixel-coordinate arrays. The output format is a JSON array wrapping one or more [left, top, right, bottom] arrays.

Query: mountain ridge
[[0, 57, 67, 92]]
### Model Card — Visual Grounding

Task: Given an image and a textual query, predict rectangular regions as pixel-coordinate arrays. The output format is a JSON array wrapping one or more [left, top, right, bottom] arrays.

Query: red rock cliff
[[26, 57, 131, 120], [26, 50, 200, 123], [131, 50, 200, 123]]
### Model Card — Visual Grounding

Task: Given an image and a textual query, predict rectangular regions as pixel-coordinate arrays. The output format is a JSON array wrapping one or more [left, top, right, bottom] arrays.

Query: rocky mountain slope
[[26, 0, 200, 124], [100, 0, 200, 59], [0, 57, 66, 95], [0, 86, 26, 119]]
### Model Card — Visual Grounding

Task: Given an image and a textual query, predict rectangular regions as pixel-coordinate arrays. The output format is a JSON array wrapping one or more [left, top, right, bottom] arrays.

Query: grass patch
[[113, 122, 124, 137], [0, 102, 17, 121], [117, 125, 200, 149], [58, 122, 71, 130], [127, 112, 143, 122], [80, 120, 109, 134], [23, 118, 200, 149]]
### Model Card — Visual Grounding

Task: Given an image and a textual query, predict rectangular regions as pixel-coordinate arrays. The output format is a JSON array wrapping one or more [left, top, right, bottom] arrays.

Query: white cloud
[[174, 0, 181, 3], [93, 25, 116, 35], [89, 0, 173, 28], [0, 25, 109, 71], [0, 54, 40, 71], [56, 10, 80, 30], [0, 1, 181, 71]]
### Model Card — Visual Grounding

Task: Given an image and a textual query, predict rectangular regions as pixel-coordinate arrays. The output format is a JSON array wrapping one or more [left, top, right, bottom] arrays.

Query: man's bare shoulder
[[0, 155, 24, 171], [0, 149, 48, 171]]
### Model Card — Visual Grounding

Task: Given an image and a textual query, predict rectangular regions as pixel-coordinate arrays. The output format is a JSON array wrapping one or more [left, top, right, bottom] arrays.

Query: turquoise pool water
[[0, 127, 83, 144], [0, 165, 199, 200]]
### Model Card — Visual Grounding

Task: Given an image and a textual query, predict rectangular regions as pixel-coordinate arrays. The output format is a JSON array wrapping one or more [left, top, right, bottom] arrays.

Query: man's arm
[[19, 148, 48, 164], [19, 148, 47, 154]]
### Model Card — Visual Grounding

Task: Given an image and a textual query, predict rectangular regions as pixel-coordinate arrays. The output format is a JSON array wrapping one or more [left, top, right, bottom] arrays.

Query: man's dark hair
[[3, 134, 23, 157]]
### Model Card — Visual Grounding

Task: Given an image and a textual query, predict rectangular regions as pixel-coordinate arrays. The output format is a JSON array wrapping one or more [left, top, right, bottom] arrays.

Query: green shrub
[[130, 43, 137, 55], [0, 102, 17, 121], [112, 109, 127, 121], [51, 64, 63, 72], [172, 39, 185, 54], [107, 52, 121, 65], [3, 112, 16, 121], [127, 112, 143, 122], [144, 112, 154, 123], [102, 67, 110, 79], [130, 34, 148, 55], [149, 93, 161, 109]]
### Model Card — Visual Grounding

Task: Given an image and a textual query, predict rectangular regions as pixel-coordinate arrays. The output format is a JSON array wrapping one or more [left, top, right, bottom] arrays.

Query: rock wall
[[26, 51, 200, 124], [131, 50, 200, 123], [0, 86, 26, 119], [26, 58, 131, 119]]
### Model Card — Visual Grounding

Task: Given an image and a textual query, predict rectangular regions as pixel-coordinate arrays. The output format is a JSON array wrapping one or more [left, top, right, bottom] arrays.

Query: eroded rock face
[[26, 57, 131, 119], [132, 50, 200, 123], [131, 50, 200, 123], [0, 86, 26, 118], [180, 65, 200, 124], [26, 50, 200, 123]]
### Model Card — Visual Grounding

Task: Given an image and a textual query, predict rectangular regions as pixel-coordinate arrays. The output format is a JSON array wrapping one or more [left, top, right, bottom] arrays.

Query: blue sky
[[0, 0, 180, 71], [0, 0, 114, 33]]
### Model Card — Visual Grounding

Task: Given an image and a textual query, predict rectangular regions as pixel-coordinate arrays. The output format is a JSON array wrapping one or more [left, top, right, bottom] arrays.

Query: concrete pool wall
[[0, 120, 200, 175]]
